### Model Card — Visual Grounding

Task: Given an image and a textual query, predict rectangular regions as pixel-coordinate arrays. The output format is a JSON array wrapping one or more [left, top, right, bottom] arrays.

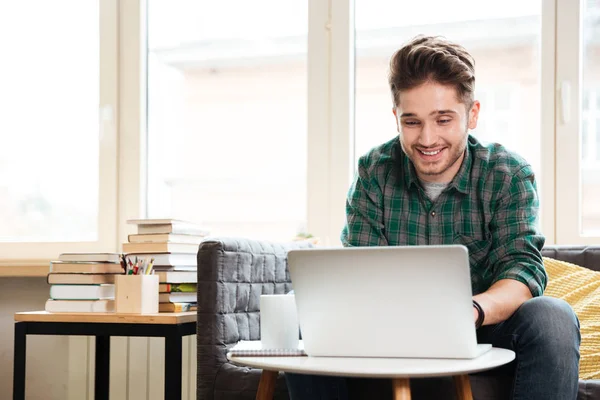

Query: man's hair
[[388, 35, 475, 108]]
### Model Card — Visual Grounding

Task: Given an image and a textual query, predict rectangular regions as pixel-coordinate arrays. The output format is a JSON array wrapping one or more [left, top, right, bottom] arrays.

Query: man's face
[[393, 82, 480, 183]]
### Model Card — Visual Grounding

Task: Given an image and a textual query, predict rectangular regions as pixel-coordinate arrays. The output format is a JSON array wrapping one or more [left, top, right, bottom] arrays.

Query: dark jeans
[[285, 296, 581, 400]]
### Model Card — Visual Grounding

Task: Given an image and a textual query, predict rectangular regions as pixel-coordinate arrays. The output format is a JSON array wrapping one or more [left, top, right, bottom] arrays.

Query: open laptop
[[287, 245, 492, 359]]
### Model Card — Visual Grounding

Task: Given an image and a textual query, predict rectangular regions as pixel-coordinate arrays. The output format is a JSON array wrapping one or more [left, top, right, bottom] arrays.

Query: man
[[286, 35, 581, 399]]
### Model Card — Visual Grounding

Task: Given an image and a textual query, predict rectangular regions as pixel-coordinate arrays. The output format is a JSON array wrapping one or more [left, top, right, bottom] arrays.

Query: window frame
[[555, 0, 600, 243], [323, 0, 560, 245], [9, 0, 600, 266], [0, 0, 119, 263], [120, 0, 600, 248]]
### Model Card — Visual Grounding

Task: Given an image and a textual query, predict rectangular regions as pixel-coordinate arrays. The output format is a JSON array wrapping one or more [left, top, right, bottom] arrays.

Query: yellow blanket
[[543, 257, 600, 380]]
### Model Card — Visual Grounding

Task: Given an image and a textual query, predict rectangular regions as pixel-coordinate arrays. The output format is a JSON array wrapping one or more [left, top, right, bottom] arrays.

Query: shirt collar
[[402, 135, 474, 194]]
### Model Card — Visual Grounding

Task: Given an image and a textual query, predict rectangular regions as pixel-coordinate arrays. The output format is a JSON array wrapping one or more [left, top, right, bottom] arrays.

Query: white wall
[[0, 278, 69, 400], [0, 279, 197, 400]]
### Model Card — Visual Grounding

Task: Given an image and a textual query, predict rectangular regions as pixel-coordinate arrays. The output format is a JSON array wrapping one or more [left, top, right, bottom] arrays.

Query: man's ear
[[468, 101, 481, 130], [392, 108, 400, 133]]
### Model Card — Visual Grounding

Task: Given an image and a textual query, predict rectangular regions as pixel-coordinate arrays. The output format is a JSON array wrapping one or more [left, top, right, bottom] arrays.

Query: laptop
[[287, 245, 492, 359]]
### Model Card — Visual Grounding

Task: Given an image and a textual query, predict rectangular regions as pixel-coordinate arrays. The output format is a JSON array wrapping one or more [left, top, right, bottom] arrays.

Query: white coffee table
[[228, 348, 515, 400]]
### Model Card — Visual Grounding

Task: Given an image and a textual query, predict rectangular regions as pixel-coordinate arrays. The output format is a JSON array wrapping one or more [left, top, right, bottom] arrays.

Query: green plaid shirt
[[341, 135, 547, 297]]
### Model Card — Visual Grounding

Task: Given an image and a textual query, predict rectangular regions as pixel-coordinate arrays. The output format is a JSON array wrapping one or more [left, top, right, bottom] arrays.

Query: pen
[[146, 257, 155, 275]]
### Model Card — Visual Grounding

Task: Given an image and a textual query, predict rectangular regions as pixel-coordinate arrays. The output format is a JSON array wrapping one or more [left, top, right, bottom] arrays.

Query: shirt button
[[431, 211, 436, 217]]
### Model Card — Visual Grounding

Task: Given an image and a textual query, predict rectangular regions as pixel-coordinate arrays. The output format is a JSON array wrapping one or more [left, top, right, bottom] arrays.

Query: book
[[125, 253, 196, 267], [228, 340, 306, 357], [156, 270, 197, 283], [127, 219, 209, 236], [47, 273, 118, 285], [122, 242, 200, 254], [159, 283, 197, 293], [50, 284, 115, 300], [58, 253, 122, 263], [45, 299, 115, 313], [150, 264, 197, 272], [159, 292, 196, 303], [159, 302, 197, 313], [50, 262, 124, 274], [127, 233, 206, 244]]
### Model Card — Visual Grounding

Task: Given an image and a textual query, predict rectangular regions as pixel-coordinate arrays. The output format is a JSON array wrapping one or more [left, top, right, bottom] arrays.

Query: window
[[581, 1, 600, 234], [5, 0, 600, 264], [582, 88, 600, 165], [146, 0, 308, 241], [354, 0, 543, 179], [556, 0, 600, 241], [141, 0, 598, 246], [0, 1, 117, 259]]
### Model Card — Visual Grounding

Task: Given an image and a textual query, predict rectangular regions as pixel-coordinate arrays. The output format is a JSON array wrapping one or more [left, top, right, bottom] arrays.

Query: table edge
[[228, 348, 516, 378], [14, 311, 197, 324]]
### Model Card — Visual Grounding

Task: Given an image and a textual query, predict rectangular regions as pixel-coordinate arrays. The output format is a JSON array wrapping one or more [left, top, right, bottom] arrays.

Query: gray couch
[[196, 238, 600, 399]]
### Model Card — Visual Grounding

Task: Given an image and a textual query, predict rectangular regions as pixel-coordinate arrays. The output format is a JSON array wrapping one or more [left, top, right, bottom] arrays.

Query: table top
[[14, 311, 197, 325], [229, 348, 515, 378]]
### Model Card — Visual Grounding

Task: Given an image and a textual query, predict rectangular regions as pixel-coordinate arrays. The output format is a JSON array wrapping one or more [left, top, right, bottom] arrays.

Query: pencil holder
[[115, 274, 159, 314]]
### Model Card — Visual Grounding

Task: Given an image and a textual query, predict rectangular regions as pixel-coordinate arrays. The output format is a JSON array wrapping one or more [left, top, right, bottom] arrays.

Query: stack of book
[[45, 253, 125, 313], [124, 219, 208, 312]]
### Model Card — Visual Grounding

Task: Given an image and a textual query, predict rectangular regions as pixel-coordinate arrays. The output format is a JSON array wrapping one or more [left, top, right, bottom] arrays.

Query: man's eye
[[438, 119, 451, 124], [404, 121, 420, 126]]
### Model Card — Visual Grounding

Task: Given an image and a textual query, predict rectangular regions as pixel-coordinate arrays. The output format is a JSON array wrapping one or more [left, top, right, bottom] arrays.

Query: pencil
[[146, 257, 155, 275]]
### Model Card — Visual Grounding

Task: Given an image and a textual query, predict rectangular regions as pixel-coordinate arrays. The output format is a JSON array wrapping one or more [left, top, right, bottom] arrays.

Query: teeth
[[421, 149, 441, 155]]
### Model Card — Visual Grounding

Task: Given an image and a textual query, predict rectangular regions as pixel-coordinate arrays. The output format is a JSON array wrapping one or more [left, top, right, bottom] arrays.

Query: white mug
[[260, 294, 299, 349]]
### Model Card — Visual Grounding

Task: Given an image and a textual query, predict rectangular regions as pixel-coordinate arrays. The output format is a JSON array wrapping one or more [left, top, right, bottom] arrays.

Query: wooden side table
[[229, 348, 515, 400], [13, 311, 197, 400]]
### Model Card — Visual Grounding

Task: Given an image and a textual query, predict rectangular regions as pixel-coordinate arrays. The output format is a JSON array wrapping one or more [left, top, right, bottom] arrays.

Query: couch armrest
[[542, 246, 600, 272], [196, 237, 312, 400]]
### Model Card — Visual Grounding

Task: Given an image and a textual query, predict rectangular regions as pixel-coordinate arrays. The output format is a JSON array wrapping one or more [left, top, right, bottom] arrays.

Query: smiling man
[[285, 36, 581, 400]]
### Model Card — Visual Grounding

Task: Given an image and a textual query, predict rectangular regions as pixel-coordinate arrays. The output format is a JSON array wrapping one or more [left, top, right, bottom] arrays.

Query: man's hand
[[473, 279, 533, 326]]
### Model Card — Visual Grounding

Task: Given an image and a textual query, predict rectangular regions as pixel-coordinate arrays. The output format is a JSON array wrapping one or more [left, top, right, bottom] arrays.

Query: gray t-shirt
[[420, 180, 449, 202]]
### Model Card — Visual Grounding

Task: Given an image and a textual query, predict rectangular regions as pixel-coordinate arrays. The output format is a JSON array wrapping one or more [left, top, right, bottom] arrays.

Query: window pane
[[354, 1, 542, 185], [147, 0, 307, 240], [0, 2, 99, 242], [597, 119, 600, 161], [581, 1, 600, 234], [582, 119, 590, 162]]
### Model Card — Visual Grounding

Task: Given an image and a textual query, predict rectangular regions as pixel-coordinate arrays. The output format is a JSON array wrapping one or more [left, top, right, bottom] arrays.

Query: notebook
[[228, 340, 306, 357]]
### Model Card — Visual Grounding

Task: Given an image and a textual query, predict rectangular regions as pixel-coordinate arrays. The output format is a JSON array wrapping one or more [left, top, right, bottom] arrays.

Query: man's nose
[[418, 122, 437, 147]]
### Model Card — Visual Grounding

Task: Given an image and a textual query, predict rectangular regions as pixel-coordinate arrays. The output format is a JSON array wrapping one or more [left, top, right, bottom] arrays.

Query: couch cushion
[[544, 257, 600, 380]]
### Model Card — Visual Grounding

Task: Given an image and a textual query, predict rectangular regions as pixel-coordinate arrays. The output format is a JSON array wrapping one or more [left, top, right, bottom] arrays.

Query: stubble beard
[[418, 139, 467, 177], [402, 128, 469, 178]]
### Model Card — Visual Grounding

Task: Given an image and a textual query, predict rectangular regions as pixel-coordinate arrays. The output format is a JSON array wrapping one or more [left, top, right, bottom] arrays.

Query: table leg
[[392, 378, 411, 400], [165, 332, 183, 400], [256, 370, 278, 400], [453, 375, 473, 400], [95, 335, 110, 400], [13, 322, 26, 400]]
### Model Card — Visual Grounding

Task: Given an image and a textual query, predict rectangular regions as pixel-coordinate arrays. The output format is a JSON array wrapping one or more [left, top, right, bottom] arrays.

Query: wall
[[0, 278, 69, 400], [67, 334, 197, 400], [0, 279, 197, 400]]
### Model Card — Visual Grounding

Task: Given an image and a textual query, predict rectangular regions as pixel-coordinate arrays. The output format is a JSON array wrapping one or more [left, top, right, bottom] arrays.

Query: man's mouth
[[414, 147, 447, 163], [419, 149, 442, 156]]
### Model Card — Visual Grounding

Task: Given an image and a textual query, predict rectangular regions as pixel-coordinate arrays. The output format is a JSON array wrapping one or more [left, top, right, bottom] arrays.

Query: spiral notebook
[[228, 340, 306, 357]]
